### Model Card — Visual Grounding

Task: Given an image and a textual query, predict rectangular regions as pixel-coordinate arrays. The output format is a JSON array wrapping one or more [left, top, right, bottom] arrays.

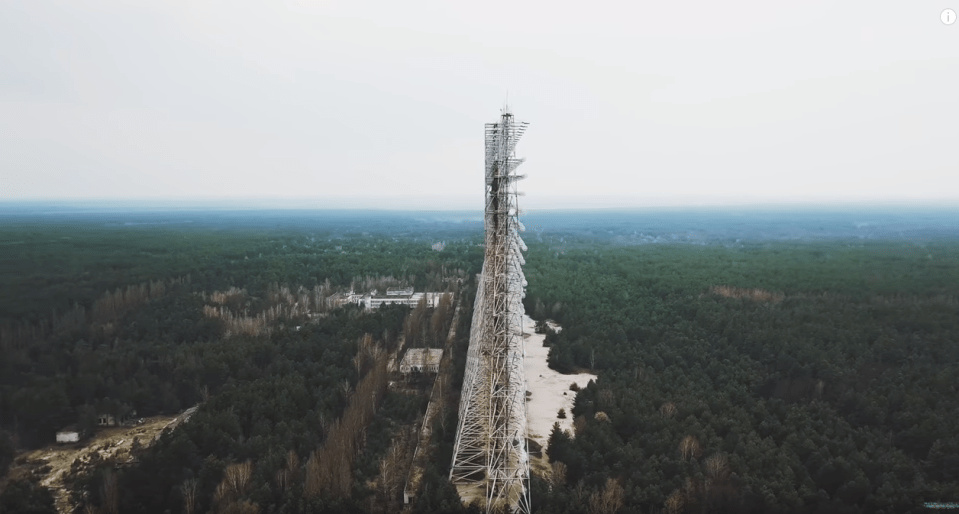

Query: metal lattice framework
[[450, 108, 530, 514]]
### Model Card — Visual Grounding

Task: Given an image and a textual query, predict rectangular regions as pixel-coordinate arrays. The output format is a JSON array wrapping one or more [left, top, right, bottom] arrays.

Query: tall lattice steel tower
[[450, 108, 530, 514]]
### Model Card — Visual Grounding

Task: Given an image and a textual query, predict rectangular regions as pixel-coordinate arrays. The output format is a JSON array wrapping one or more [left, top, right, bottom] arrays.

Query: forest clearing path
[[5, 408, 197, 513], [523, 315, 595, 477]]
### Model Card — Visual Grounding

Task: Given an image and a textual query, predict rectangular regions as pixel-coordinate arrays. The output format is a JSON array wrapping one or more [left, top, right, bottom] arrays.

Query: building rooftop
[[399, 348, 444, 372]]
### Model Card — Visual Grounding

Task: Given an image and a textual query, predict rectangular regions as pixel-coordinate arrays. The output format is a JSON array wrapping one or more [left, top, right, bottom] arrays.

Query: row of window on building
[[327, 290, 449, 311]]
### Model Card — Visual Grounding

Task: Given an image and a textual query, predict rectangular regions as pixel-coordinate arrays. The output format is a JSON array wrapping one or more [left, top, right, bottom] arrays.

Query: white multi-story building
[[359, 291, 449, 311]]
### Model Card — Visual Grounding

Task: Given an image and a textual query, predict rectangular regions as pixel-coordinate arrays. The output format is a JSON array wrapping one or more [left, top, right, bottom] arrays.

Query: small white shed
[[56, 428, 80, 444]]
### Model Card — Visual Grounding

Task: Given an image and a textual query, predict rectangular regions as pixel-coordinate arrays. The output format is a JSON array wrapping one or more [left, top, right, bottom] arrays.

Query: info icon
[[943, 8, 956, 25]]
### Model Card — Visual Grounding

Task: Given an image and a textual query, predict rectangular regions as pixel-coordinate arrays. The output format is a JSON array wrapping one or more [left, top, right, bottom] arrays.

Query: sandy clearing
[[523, 314, 596, 451], [4, 408, 198, 513]]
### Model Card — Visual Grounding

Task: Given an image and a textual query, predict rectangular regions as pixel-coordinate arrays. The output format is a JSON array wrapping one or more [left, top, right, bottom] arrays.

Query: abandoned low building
[[334, 289, 450, 311], [399, 348, 444, 375], [98, 410, 137, 427], [56, 426, 80, 444], [363, 291, 447, 311]]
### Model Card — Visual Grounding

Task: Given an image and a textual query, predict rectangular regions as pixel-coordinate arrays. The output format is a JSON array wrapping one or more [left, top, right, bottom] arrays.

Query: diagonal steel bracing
[[450, 108, 530, 514]]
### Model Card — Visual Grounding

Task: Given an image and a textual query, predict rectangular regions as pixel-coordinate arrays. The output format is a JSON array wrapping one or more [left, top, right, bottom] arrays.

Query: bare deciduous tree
[[679, 435, 702, 461], [181, 478, 198, 514], [305, 339, 389, 501], [705, 453, 730, 482], [215, 460, 255, 512], [660, 402, 677, 419], [587, 478, 624, 514], [664, 489, 685, 514], [376, 432, 409, 512], [404, 296, 429, 348], [303, 451, 326, 498], [550, 461, 567, 488], [276, 450, 300, 494], [352, 353, 363, 376], [275, 468, 290, 494], [572, 480, 588, 505], [431, 292, 453, 341], [286, 450, 300, 483], [224, 461, 253, 497]]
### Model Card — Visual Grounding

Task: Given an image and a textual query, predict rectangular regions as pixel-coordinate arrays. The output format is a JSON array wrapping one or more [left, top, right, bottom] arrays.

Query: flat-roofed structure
[[399, 348, 444, 374], [364, 292, 447, 311], [56, 426, 80, 443]]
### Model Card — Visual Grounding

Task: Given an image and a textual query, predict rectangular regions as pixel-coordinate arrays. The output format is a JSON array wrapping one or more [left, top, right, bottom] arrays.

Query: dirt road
[[523, 315, 596, 481]]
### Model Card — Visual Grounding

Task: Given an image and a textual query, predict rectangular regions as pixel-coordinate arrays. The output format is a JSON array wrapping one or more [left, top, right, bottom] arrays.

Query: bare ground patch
[[523, 314, 595, 480], [707, 285, 784, 303], [3, 409, 196, 513]]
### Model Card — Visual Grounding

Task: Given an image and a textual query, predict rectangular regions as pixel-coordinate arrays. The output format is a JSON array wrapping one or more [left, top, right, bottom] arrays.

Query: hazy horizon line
[[3, 195, 959, 212]]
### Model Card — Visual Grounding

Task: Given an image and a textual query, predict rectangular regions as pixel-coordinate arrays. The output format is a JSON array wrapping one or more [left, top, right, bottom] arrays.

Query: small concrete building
[[98, 410, 138, 427], [399, 348, 444, 375], [56, 426, 80, 444]]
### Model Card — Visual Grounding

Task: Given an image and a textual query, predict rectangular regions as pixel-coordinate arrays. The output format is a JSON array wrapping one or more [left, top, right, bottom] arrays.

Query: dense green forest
[[2, 211, 958, 514], [1, 215, 480, 513], [0, 214, 482, 323], [524, 241, 959, 514]]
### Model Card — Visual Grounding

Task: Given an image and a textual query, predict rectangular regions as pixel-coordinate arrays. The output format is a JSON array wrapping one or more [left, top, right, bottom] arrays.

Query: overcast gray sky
[[1, 1, 956, 209]]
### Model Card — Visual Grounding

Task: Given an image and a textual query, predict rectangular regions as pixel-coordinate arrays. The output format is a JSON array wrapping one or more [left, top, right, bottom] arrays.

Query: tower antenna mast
[[450, 108, 531, 514]]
